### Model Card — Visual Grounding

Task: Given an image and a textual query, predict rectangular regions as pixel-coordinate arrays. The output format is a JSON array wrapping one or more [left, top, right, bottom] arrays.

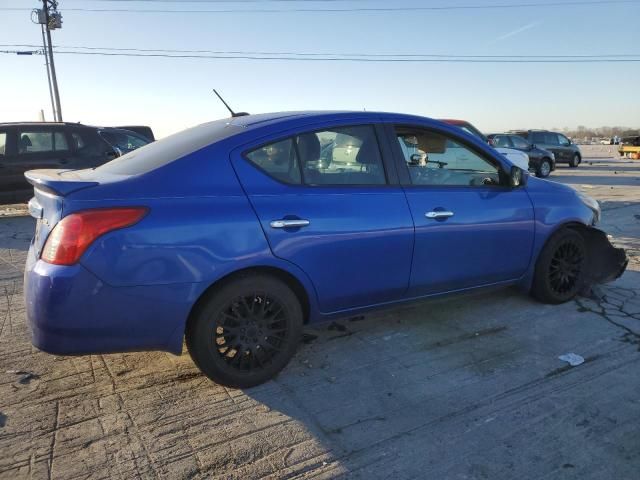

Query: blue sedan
[[23, 112, 627, 387]]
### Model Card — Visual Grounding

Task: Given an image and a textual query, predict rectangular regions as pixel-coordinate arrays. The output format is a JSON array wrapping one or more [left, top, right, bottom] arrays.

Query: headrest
[[297, 133, 320, 163]]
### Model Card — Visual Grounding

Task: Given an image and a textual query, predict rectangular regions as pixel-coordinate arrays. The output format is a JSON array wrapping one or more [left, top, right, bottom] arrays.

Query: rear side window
[[0, 132, 6, 156], [17, 131, 68, 154], [246, 138, 301, 184], [510, 136, 530, 149], [245, 125, 386, 186]]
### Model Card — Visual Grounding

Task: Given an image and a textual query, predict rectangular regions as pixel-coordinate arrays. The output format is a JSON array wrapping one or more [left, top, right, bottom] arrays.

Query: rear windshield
[[96, 119, 243, 176]]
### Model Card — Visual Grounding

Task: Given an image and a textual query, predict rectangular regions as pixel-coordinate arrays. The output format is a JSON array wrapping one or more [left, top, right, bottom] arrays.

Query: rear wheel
[[536, 159, 552, 178], [531, 229, 587, 304], [569, 153, 580, 168], [186, 274, 303, 388]]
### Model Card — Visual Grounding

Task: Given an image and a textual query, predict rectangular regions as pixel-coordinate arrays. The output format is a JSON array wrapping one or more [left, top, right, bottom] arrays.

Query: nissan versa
[[23, 112, 628, 388]]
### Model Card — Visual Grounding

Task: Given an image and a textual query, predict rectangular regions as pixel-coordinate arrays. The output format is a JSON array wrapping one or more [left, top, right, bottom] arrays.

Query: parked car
[[509, 130, 582, 167], [24, 112, 627, 388], [487, 133, 556, 178], [0, 122, 151, 202], [440, 119, 530, 172]]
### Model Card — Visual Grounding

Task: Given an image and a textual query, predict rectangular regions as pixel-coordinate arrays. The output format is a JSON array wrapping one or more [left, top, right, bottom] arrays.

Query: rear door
[[387, 123, 535, 296], [230, 122, 414, 314], [7, 126, 71, 194]]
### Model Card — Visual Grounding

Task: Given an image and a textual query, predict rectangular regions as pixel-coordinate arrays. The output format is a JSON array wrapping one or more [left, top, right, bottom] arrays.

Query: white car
[[441, 119, 530, 172]]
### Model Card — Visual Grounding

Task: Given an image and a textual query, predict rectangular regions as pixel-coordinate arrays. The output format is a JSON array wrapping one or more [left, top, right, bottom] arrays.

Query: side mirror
[[529, 144, 536, 150], [409, 153, 423, 165], [510, 166, 527, 187], [106, 147, 123, 160]]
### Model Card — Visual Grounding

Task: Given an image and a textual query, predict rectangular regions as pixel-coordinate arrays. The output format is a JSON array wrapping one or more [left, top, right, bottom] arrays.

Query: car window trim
[[384, 122, 512, 190], [241, 123, 395, 188]]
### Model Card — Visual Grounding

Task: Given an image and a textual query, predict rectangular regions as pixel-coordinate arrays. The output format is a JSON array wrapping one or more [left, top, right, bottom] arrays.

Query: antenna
[[212, 89, 249, 117]]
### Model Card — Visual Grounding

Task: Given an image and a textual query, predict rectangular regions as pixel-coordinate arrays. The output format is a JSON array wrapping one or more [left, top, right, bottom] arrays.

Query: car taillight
[[41, 207, 148, 265]]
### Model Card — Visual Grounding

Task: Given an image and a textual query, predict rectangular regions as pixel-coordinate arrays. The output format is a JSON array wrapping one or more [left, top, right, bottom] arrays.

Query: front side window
[[245, 125, 386, 186], [492, 135, 512, 148], [17, 131, 68, 154], [71, 131, 104, 158], [395, 128, 500, 187], [510, 135, 530, 150], [557, 134, 570, 146], [99, 130, 149, 153]]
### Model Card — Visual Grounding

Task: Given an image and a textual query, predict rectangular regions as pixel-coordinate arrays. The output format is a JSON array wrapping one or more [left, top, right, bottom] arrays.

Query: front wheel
[[536, 159, 552, 178], [569, 153, 580, 168], [531, 229, 587, 304], [186, 274, 303, 388]]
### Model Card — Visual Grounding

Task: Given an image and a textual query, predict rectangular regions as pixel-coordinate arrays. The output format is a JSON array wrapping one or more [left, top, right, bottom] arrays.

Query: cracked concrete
[[0, 154, 639, 479]]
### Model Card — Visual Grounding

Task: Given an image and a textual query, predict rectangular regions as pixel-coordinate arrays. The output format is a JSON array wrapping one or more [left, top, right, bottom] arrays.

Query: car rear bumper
[[24, 248, 194, 356]]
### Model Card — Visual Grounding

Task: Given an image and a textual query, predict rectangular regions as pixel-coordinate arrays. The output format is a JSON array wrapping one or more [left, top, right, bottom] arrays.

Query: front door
[[388, 124, 535, 296], [230, 122, 415, 313]]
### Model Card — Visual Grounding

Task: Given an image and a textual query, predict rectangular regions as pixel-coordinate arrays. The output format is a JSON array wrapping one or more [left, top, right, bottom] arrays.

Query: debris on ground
[[6, 370, 40, 384], [328, 322, 347, 332], [558, 353, 585, 366]]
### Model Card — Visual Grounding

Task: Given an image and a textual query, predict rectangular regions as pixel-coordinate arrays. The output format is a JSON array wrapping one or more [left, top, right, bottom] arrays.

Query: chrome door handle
[[425, 211, 454, 219], [270, 219, 310, 229]]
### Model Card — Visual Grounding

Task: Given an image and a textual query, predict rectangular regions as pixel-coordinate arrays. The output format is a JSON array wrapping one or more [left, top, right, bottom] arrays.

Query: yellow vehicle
[[619, 135, 640, 159]]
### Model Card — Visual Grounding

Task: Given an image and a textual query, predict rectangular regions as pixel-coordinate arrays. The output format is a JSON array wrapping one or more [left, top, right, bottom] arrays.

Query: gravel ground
[[0, 154, 639, 480]]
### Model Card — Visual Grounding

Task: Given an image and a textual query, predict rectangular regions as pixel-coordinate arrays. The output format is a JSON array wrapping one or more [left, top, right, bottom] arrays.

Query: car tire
[[531, 228, 588, 304], [569, 153, 580, 168], [186, 273, 303, 388], [536, 159, 552, 178]]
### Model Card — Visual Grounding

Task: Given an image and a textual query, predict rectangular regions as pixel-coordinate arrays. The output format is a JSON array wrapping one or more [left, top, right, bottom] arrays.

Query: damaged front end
[[580, 227, 628, 284]]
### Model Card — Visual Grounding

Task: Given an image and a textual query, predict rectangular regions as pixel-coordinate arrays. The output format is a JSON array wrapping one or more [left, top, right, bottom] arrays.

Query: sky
[[1, 0, 639, 138]]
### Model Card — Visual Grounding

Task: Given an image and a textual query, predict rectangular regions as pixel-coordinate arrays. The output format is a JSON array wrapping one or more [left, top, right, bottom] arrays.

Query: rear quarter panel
[[65, 141, 321, 319]]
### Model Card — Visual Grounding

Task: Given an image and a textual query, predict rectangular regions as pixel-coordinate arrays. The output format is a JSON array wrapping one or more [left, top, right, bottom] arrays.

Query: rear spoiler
[[25, 169, 99, 197]]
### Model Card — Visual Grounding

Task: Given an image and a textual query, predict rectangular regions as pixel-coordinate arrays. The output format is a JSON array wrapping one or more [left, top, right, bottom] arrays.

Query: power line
[[4, 49, 638, 62], [2, 0, 639, 13], [2, 44, 639, 59]]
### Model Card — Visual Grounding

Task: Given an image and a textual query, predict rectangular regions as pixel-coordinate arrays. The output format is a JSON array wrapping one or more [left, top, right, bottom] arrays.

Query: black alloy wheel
[[548, 240, 584, 295], [532, 229, 588, 304], [187, 274, 303, 388]]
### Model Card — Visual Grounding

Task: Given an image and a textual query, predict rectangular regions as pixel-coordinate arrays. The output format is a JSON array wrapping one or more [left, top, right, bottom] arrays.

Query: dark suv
[[0, 122, 150, 202], [487, 133, 556, 178], [509, 130, 582, 168]]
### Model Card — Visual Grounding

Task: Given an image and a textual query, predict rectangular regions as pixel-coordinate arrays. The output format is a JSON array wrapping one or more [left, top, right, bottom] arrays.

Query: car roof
[[214, 110, 447, 133], [438, 119, 468, 125], [0, 121, 98, 128]]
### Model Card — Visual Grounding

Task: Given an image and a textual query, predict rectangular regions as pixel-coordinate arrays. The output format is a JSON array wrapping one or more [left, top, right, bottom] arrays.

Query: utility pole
[[33, 1, 63, 121], [40, 24, 56, 121]]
